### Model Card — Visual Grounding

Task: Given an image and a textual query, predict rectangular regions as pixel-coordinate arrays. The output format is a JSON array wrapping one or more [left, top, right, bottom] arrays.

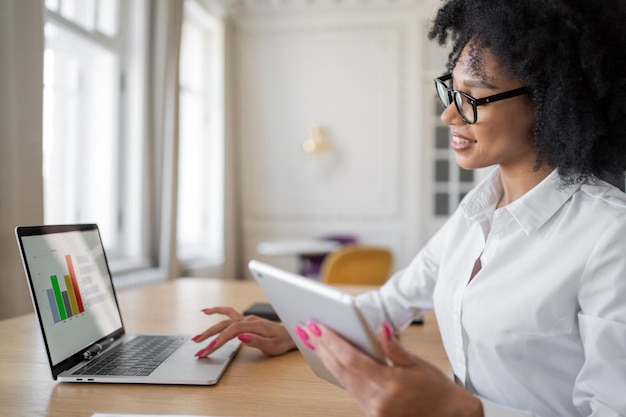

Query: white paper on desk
[[91, 414, 228, 417]]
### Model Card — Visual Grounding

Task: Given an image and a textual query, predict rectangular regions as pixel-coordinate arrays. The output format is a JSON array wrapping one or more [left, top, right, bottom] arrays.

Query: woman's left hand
[[293, 321, 483, 417]]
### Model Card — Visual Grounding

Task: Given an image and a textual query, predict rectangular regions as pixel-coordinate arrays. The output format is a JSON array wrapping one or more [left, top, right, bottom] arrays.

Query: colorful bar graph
[[62, 291, 73, 318], [64, 275, 80, 315], [46, 289, 61, 323], [65, 255, 84, 312], [47, 255, 85, 324], [50, 275, 67, 321]]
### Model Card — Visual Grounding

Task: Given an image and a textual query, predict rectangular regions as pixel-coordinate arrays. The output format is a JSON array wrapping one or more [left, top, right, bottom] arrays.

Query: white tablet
[[248, 260, 385, 386]]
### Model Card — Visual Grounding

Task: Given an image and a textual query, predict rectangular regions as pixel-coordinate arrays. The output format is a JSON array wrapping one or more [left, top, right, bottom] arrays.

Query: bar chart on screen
[[46, 254, 85, 324], [20, 228, 125, 365], [39, 249, 108, 326]]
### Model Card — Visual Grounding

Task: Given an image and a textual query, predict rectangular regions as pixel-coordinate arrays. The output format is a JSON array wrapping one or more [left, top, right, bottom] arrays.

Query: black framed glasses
[[434, 74, 530, 124]]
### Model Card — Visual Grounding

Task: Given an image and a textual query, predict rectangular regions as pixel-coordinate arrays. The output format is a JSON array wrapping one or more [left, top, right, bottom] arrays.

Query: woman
[[193, 0, 626, 415]]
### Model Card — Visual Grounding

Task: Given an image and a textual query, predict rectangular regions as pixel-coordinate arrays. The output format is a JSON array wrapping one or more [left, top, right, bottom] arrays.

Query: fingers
[[192, 306, 246, 356], [193, 323, 234, 357], [194, 316, 260, 357], [292, 325, 315, 350], [192, 317, 238, 343], [191, 306, 245, 343], [293, 321, 417, 370], [195, 314, 295, 357], [295, 321, 474, 417], [294, 323, 383, 389], [201, 306, 243, 319], [376, 322, 418, 367], [235, 328, 296, 356]]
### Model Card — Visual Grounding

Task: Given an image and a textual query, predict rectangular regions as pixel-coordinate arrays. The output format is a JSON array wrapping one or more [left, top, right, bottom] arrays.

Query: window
[[43, 0, 151, 282], [430, 95, 475, 217], [43, 0, 123, 251], [177, 0, 225, 274], [43, 0, 227, 284]]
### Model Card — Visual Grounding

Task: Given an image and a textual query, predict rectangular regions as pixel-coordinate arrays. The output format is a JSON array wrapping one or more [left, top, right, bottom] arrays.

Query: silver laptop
[[15, 224, 240, 385]]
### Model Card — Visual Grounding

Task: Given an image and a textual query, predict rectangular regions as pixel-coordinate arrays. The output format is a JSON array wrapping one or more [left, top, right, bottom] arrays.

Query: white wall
[[227, 0, 443, 277], [0, 0, 45, 319]]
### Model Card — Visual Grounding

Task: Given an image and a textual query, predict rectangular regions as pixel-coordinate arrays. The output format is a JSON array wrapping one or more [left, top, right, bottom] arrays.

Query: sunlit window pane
[[177, 4, 224, 266], [43, 23, 119, 251], [179, 23, 204, 90], [178, 92, 209, 251], [97, 0, 119, 37], [45, 0, 60, 12], [61, 0, 96, 32]]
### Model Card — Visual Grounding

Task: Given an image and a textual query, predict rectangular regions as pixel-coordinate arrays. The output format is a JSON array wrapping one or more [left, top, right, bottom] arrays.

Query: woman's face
[[441, 45, 537, 172]]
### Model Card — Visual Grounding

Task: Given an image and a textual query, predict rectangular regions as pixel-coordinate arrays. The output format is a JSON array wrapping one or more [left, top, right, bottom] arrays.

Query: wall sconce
[[302, 125, 331, 154]]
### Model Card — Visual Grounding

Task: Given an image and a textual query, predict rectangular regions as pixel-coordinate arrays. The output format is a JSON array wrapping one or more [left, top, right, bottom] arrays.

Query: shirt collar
[[460, 168, 502, 227], [461, 168, 582, 236]]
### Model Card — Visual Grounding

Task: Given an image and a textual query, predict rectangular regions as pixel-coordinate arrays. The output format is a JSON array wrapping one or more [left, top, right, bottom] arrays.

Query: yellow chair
[[319, 245, 393, 285]]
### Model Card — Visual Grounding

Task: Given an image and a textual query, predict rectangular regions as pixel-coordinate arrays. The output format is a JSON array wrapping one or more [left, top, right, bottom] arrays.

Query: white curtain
[[0, 0, 45, 319], [221, 23, 238, 280], [148, 0, 185, 281], [147, 0, 238, 281]]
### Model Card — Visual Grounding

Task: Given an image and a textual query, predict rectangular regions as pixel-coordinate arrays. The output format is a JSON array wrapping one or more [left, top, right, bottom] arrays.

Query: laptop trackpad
[[151, 337, 241, 383]]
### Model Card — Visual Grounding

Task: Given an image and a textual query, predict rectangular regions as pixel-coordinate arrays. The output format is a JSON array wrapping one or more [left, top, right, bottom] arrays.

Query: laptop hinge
[[82, 337, 115, 360]]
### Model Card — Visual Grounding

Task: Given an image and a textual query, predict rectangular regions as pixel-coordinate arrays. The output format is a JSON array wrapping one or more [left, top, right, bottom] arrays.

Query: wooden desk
[[0, 278, 449, 417]]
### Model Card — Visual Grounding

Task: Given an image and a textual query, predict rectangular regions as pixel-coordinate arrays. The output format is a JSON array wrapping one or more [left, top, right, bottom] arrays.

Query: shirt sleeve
[[355, 210, 457, 333], [574, 214, 626, 416]]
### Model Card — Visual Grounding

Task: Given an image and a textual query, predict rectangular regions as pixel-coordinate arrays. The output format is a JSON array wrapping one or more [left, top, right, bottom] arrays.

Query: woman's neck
[[497, 164, 553, 208]]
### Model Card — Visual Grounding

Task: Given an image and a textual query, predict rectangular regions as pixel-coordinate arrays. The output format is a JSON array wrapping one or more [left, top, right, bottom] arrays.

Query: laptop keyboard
[[72, 335, 186, 377]]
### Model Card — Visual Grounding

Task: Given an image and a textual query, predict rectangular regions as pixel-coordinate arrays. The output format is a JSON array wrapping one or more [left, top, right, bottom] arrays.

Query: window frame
[[176, 0, 227, 276], [43, 0, 155, 286], [42, 0, 229, 286]]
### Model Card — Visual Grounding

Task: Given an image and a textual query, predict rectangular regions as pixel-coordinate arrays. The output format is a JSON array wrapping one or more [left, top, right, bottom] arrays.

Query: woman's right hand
[[192, 306, 296, 357]]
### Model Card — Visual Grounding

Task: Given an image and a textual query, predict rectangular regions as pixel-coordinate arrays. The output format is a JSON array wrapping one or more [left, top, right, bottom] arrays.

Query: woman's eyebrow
[[454, 76, 499, 89]]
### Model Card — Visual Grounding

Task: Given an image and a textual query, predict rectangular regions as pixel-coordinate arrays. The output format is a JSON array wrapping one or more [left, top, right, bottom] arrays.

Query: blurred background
[[1, 0, 498, 320]]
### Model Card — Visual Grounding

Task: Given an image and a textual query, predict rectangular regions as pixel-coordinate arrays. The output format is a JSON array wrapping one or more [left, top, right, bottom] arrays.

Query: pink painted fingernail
[[191, 334, 202, 342], [307, 321, 322, 336], [292, 325, 309, 341], [382, 321, 393, 341], [238, 334, 251, 343], [195, 348, 206, 357], [293, 326, 314, 350], [207, 339, 217, 349]]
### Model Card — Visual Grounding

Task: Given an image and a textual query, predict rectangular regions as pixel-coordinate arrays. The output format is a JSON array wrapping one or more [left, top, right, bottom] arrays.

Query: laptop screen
[[18, 225, 123, 366]]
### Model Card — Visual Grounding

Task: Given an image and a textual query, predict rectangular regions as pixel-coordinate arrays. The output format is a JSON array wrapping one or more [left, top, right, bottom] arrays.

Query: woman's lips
[[450, 135, 477, 151]]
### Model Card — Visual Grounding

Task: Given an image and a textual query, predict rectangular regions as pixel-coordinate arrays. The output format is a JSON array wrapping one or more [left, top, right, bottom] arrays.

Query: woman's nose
[[440, 103, 464, 126]]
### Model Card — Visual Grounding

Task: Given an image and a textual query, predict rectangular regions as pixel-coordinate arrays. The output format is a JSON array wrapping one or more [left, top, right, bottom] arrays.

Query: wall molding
[[220, 0, 431, 14], [231, 1, 440, 271], [237, 19, 408, 221]]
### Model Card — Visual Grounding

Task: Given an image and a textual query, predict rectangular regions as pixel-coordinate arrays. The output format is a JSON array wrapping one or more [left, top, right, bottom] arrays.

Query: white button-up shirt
[[357, 168, 626, 417]]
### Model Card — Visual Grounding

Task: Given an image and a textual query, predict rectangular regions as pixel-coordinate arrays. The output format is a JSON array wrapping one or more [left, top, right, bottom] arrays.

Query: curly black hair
[[428, 0, 626, 185]]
